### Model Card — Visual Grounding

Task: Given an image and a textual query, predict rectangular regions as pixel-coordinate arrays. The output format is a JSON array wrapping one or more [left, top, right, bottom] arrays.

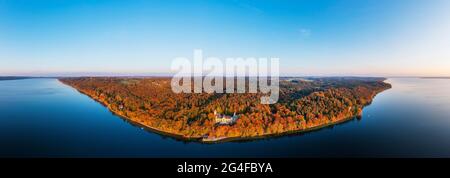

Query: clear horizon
[[1, 0, 450, 77]]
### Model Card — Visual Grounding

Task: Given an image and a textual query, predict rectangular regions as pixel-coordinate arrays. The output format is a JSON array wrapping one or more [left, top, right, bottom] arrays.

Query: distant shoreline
[[0, 76, 33, 81], [0, 76, 59, 81], [420, 77, 450, 79]]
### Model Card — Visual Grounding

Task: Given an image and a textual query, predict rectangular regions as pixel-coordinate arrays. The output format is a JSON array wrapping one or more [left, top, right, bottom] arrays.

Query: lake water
[[1, 78, 450, 157]]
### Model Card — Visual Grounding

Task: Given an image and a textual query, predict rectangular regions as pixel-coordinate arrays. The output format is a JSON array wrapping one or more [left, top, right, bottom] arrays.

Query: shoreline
[[59, 79, 389, 143], [59, 79, 202, 141]]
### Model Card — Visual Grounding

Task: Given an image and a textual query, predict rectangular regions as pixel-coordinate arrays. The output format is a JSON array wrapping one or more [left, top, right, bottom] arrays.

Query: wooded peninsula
[[60, 77, 391, 142]]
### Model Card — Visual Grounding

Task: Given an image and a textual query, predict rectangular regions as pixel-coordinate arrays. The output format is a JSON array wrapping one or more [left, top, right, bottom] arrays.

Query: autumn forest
[[60, 77, 391, 142]]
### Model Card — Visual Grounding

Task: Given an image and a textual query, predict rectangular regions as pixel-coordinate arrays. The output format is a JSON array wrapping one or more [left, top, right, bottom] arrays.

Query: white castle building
[[214, 110, 238, 125]]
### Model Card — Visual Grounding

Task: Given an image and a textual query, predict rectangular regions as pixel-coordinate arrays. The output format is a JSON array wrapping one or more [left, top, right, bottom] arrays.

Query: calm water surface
[[1, 78, 450, 157]]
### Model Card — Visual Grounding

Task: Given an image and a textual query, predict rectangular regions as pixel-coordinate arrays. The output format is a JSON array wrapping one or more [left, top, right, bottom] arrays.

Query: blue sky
[[1, 0, 449, 76]]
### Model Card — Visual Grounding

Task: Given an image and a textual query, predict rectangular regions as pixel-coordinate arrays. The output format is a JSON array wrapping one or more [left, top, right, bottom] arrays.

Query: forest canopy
[[60, 77, 391, 142]]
